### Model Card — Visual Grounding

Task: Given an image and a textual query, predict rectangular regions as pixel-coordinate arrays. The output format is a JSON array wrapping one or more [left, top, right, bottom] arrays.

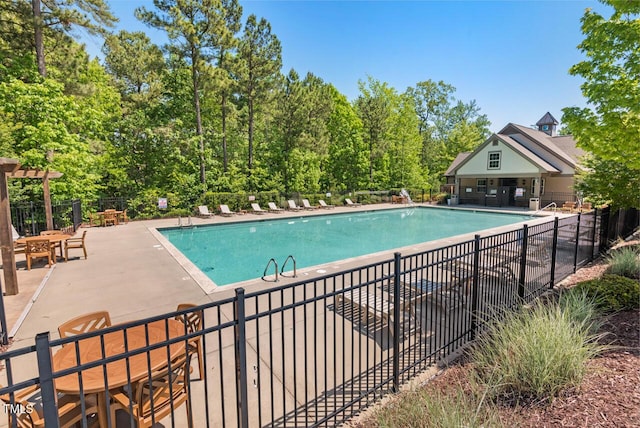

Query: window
[[477, 179, 487, 193], [530, 178, 537, 195], [540, 178, 545, 195], [542, 124, 549, 131], [488, 151, 501, 169]]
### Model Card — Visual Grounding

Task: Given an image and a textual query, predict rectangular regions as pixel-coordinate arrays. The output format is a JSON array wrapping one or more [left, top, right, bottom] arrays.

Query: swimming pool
[[159, 207, 532, 287]]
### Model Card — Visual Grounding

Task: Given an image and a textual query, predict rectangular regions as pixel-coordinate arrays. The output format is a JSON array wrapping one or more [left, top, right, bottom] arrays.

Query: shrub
[[605, 247, 640, 279], [376, 387, 503, 428], [574, 274, 640, 312], [472, 296, 605, 403]]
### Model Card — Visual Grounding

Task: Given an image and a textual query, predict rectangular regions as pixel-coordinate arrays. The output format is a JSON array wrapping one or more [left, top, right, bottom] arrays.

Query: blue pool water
[[159, 207, 532, 286]]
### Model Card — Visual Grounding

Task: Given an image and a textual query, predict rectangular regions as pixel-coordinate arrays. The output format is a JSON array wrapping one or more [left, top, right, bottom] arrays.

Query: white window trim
[[488, 151, 501, 170]]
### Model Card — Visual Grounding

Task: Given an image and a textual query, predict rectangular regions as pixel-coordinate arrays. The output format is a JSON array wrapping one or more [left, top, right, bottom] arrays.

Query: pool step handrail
[[177, 216, 194, 227], [280, 255, 297, 278], [262, 258, 279, 282], [535, 202, 557, 215]]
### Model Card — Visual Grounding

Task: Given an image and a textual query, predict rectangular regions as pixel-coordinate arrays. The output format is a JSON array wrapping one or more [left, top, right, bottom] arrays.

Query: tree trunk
[[32, 0, 46, 77], [191, 51, 205, 185], [222, 93, 228, 172], [248, 97, 254, 170]]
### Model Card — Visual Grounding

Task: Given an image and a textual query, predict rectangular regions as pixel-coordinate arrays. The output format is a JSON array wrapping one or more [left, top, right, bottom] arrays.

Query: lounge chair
[[268, 202, 284, 213], [287, 200, 303, 211], [301, 199, 317, 210], [219, 204, 236, 217], [318, 200, 335, 209], [344, 198, 361, 207], [251, 203, 267, 214], [198, 205, 215, 217]]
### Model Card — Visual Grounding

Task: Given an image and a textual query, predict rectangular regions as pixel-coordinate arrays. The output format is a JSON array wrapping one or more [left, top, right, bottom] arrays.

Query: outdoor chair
[[251, 203, 267, 214], [25, 238, 54, 270], [287, 200, 303, 211], [219, 204, 237, 217], [102, 211, 118, 227], [118, 209, 128, 224], [268, 202, 284, 213], [40, 230, 64, 258], [175, 303, 205, 381], [0, 383, 98, 428], [197, 205, 214, 218], [64, 230, 88, 260], [58, 311, 112, 340], [318, 200, 335, 209], [111, 353, 193, 428], [301, 199, 317, 210], [344, 198, 361, 207]]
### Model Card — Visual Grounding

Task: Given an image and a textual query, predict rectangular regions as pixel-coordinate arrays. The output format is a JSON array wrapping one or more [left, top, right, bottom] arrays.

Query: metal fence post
[[234, 288, 249, 428], [470, 235, 480, 341], [392, 252, 401, 393], [573, 213, 581, 273], [590, 209, 597, 260], [35, 332, 60, 428], [549, 217, 559, 289], [518, 225, 529, 300]]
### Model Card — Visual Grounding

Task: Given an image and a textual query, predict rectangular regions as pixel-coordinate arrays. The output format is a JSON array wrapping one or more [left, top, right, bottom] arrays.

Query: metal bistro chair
[[175, 303, 204, 381], [58, 311, 112, 340], [0, 384, 98, 428], [25, 239, 54, 270], [64, 230, 88, 260]]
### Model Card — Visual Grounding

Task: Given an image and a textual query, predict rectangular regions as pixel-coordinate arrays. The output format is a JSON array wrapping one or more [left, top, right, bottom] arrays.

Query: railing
[[0, 207, 634, 427], [535, 202, 557, 214], [11, 199, 82, 236]]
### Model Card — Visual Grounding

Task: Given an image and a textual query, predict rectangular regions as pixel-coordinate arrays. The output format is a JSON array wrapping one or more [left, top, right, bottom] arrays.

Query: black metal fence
[[11, 199, 82, 236], [0, 207, 636, 428]]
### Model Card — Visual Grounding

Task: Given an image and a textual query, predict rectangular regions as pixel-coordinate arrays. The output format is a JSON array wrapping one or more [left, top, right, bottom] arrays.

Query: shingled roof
[[535, 112, 558, 126]]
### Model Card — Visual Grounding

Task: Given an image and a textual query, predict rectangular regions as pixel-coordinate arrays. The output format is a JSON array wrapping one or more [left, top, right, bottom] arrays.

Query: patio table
[[53, 319, 186, 427], [15, 234, 72, 263]]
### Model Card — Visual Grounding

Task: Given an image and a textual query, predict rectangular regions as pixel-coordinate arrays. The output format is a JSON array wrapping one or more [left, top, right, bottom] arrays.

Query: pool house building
[[445, 112, 584, 209]]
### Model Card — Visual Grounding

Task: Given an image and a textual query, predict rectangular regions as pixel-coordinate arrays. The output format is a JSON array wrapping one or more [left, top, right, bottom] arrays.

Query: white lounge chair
[[219, 204, 236, 217], [197, 205, 214, 217], [251, 203, 267, 214], [318, 200, 335, 209], [268, 202, 284, 213], [301, 199, 317, 210], [287, 200, 303, 211], [344, 198, 361, 207]]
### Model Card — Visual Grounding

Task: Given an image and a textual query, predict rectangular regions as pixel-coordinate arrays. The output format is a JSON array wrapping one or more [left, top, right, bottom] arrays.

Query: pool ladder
[[262, 255, 297, 282]]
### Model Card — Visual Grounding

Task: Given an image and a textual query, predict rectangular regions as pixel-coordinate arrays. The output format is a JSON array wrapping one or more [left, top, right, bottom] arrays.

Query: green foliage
[[472, 297, 605, 402], [574, 154, 640, 209], [127, 189, 189, 219], [605, 247, 640, 279], [574, 274, 640, 312], [562, 1, 640, 208], [376, 387, 502, 428], [201, 190, 279, 212]]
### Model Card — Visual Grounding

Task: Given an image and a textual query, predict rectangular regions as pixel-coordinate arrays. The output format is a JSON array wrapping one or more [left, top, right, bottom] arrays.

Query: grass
[[605, 246, 640, 279], [471, 291, 606, 403], [376, 385, 504, 428]]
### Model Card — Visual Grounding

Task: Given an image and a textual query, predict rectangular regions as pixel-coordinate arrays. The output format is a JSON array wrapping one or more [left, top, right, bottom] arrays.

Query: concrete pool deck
[[3, 202, 562, 348]]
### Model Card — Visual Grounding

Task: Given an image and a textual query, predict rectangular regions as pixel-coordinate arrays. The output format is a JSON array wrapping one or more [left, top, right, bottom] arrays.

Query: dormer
[[535, 112, 558, 136]]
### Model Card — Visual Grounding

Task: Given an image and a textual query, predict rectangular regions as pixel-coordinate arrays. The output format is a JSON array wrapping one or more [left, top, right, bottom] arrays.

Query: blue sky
[[81, 0, 610, 132]]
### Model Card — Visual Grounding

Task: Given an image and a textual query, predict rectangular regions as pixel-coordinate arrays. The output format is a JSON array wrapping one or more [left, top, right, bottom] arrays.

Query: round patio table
[[53, 319, 186, 427]]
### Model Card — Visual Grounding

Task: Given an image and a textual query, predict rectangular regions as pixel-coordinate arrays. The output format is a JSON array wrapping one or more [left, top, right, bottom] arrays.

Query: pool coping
[[149, 204, 560, 295]]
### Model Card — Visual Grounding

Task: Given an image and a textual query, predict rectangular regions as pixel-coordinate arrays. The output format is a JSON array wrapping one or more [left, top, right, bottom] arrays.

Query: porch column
[[0, 158, 20, 295]]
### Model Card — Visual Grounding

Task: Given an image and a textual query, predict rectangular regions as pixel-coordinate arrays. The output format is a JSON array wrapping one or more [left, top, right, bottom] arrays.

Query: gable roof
[[445, 152, 471, 176], [446, 121, 584, 177]]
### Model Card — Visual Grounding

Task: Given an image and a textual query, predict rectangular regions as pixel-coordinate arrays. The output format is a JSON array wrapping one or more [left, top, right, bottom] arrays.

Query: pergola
[[0, 157, 62, 296]]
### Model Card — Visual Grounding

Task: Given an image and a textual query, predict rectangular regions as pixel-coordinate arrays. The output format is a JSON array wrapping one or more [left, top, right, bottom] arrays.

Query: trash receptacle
[[529, 198, 540, 211], [450, 194, 459, 205]]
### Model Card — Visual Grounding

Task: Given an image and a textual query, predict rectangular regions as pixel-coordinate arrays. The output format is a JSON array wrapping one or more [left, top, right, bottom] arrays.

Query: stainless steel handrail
[[280, 255, 297, 278], [262, 258, 279, 282]]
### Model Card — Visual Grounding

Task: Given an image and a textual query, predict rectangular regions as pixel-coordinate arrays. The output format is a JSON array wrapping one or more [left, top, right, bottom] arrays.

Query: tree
[[574, 155, 640, 209], [355, 76, 391, 185], [562, 1, 640, 173], [236, 14, 282, 171], [28, 0, 117, 77], [137, 0, 225, 187]]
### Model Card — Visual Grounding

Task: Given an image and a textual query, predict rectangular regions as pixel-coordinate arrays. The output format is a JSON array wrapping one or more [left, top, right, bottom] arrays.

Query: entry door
[[500, 178, 518, 206]]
